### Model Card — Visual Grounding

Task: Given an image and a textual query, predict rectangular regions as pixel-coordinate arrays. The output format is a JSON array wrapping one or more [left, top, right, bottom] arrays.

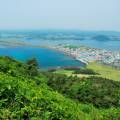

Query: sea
[[0, 30, 120, 68]]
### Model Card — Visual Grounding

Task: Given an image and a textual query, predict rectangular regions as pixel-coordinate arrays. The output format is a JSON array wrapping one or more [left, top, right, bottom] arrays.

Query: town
[[50, 44, 120, 68]]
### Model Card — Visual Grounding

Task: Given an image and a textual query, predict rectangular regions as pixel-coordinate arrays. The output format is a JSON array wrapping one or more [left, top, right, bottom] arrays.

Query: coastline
[[0, 44, 86, 69], [48, 44, 120, 68], [1, 39, 120, 69], [0, 40, 87, 65], [46, 46, 87, 65]]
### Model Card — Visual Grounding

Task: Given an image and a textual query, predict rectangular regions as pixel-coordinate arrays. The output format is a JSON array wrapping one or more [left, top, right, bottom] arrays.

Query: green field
[[87, 62, 120, 81], [54, 69, 91, 77], [54, 69, 74, 75], [53, 63, 120, 81]]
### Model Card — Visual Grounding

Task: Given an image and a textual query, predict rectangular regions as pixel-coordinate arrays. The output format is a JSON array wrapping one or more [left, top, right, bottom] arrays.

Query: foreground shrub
[[0, 56, 120, 120]]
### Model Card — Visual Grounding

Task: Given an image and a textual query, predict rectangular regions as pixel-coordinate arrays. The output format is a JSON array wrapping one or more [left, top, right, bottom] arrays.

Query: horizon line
[[0, 28, 120, 33]]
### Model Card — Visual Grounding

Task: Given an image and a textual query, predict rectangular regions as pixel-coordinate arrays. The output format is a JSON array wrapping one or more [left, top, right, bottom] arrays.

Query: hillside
[[0, 56, 120, 120], [46, 73, 120, 108]]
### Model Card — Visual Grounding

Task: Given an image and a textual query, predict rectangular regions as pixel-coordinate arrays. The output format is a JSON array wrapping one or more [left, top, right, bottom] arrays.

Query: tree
[[26, 58, 39, 76]]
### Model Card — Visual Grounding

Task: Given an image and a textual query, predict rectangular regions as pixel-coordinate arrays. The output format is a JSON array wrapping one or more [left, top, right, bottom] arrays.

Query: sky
[[0, 0, 120, 31]]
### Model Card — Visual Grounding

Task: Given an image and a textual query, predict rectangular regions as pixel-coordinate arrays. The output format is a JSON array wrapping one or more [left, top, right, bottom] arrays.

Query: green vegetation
[[53, 62, 120, 81], [53, 68, 97, 78], [64, 45, 90, 50], [53, 69, 91, 78], [0, 56, 87, 120], [73, 68, 97, 75], [46, 73, 120, 108], [0, 56, 120, 119], [53, 69, 74, 75], [87, 62, 120, 81], [64, 45, 79, 49]]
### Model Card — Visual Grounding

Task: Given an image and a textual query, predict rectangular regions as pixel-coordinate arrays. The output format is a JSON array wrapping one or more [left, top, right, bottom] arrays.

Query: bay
[[0, 30, 120, 68], [0, 46, 85, 69]]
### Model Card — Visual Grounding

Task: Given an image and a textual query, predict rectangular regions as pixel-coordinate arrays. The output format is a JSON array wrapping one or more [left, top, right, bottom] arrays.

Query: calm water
[[0, 47, 85, 68], [1, 30, 120, 51], [0, 30, 120, 68]]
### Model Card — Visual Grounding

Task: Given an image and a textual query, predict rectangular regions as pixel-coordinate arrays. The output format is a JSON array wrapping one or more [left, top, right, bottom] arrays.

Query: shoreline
[[0, 44, 86, 69], [47, 46, 88, 65], [0, 42, 95, 67], [48, 44, 120, 68], [46, 46, 87, 65], [1, 40, 120, 68]]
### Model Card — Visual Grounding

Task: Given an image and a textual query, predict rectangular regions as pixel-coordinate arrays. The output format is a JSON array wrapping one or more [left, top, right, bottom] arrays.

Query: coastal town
[[1, 38, 120, 68], [50, 44, 120, 68]]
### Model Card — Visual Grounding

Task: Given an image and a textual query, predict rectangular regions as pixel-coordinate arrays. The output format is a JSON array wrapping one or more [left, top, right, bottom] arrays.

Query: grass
[[53, 70, 74, 75], [53, 69, 91, 78], [87, 62, 120, 81], [53, 63, 120, 81]]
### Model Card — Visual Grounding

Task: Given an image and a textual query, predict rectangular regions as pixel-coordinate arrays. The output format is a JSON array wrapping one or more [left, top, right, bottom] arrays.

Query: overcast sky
[[0, 0, 120, 31]]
